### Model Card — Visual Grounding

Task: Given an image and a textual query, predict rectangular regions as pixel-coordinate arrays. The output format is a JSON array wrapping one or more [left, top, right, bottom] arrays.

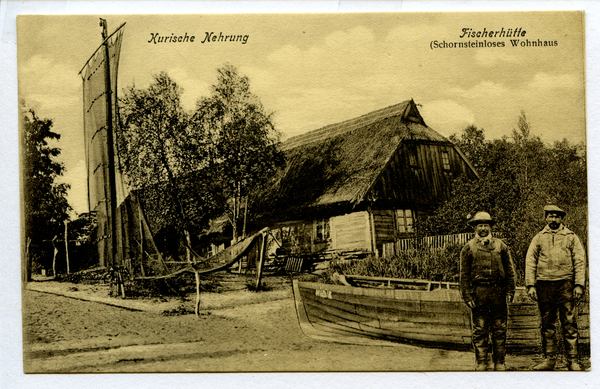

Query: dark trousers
[[471, 285, 508, 364], [536, 280, 579, 358]]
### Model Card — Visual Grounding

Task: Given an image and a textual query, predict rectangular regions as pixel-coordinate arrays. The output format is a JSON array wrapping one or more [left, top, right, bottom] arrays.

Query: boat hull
[[292, 280, 590, 352]]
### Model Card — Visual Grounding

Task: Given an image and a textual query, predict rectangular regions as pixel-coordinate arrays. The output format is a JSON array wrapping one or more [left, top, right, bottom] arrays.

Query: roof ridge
[[281, 99, 413, 150]]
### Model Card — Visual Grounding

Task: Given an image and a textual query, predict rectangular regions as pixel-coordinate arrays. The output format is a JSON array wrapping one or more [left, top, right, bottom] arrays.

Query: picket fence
[[381, 232, 477, 258]]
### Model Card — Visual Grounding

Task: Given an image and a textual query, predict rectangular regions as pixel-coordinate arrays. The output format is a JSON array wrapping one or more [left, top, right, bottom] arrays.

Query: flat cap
[[544, 205, 566, 216]]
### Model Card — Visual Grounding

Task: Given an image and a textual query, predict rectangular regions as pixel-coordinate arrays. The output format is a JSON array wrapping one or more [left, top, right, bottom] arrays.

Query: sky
[[17, 12, 586, 216]]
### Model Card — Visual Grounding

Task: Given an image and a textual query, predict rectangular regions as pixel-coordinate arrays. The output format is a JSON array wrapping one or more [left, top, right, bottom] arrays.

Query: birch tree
[[191, 64, 284, 241], [118, 72, 223, 253]]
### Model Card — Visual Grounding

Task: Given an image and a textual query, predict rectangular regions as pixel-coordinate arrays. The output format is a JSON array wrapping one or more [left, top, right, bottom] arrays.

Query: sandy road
[[21, 277, 585, 373]]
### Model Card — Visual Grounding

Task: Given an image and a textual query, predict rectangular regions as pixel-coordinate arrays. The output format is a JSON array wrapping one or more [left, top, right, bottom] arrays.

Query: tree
[[21, 103, 71, 280], [118, 72, 224, 257], [191, 64, 285, 241], [422, 113, 587, 283], [67, 212, 99, 273], [449, 124, 487, 170]]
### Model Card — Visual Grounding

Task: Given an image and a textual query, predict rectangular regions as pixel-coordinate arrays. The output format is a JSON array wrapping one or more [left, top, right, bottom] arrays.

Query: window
[[441, 151, 451, 170], [395, 209, 414, 234], [314, 219, 330, 242]]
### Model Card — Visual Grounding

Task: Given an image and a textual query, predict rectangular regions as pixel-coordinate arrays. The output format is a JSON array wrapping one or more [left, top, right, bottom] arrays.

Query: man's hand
[[527, 286, 538, 302], [573, 285, 584, 302], [506, 294, 514, 304], [466, 300, 476, 309]]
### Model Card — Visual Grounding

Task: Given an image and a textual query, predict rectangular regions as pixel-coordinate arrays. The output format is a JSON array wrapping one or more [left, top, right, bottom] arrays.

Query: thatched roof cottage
[[259, 99, 479, 257]]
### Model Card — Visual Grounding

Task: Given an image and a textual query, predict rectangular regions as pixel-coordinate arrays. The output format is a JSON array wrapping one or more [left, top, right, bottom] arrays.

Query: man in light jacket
[[460, 211, 516, 371], [525, 205, 586, 371]]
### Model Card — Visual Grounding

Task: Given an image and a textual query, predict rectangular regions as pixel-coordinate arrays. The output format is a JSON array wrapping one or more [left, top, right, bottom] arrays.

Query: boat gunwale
[[291, 278, 589, 351], [297, 280, 471, 302]]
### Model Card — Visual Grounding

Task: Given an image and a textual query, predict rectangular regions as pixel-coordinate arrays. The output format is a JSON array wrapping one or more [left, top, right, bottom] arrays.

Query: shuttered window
[[395, 209, 414, 234]]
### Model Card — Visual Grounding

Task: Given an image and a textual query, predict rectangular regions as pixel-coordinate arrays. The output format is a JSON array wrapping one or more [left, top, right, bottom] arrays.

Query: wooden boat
[[292, 274, 590, 352]]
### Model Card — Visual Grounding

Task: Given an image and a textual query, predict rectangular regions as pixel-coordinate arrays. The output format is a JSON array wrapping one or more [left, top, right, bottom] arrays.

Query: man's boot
[[473, 339, 488, 371], [491, 333, 507, 372], [535, 334, 557, 371], [567, 357, 582, 371], [564, 324, 581, 371], [532, 357, 556, 371]]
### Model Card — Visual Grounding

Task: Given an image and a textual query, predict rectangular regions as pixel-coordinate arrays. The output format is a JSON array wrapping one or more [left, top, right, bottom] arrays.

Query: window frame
[[395, 209, 415, 234], [313, 219, 331, 243], [441, 150, 451, 171]]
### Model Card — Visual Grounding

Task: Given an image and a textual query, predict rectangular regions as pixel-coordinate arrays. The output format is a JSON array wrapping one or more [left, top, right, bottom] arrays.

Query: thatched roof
[[281, 100, 437, 151], [261, 99, 477, 221]]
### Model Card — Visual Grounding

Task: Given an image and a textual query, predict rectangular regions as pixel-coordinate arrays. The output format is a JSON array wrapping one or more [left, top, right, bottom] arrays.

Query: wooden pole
[[100, 18, 119, 270], [52, 235, 58, 277], [182, 232, 202, 317], [195, 271, 201, 317], [139, 210, 146, 277], [255, 232, 267, 290], [119, 270, 126, 298], [64, 220, 70, 274], [242, 196, 248, 239], [185, 230, 192, 263], [368, 208, 377, 257], [25, 238, 32, 282]]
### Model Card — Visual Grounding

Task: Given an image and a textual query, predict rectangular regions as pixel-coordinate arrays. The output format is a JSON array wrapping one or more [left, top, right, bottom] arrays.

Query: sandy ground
[[21, 273, 589, 373]]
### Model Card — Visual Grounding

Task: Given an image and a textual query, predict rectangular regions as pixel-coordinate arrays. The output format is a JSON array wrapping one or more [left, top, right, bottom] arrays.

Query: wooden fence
[[381, 232, 476, 258]]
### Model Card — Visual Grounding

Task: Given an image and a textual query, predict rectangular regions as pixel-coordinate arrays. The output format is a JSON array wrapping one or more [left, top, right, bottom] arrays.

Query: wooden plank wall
[[331, 211, 371, 252], [371, 209, 395, 245], [370, 142, 469, 204]]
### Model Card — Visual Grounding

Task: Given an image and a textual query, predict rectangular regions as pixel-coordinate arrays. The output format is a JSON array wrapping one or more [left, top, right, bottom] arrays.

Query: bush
[[125, 273, 222, 298], [326, 244, 462, 283], [57, 269, 222, 298]]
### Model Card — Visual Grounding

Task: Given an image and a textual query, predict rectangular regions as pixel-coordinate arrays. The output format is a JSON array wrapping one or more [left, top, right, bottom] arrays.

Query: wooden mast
[[100, 18, 119, 269]]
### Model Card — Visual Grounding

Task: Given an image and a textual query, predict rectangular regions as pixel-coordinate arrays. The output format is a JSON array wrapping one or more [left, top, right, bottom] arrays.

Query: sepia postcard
[[13, 7, 593, 385]]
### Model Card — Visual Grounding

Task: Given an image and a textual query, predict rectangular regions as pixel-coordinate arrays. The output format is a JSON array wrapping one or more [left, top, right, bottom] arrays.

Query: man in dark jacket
[[525, 205, 586, 371], [460, 211, 517, 371]]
